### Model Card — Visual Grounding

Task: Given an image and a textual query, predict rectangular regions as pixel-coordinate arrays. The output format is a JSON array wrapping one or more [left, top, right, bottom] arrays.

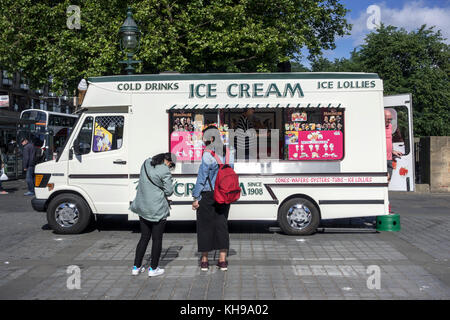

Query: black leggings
[[134, 217, 167, 269]]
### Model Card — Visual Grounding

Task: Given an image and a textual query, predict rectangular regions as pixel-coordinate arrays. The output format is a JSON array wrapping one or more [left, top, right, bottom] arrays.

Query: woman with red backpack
[[192, 126, 239, 272]]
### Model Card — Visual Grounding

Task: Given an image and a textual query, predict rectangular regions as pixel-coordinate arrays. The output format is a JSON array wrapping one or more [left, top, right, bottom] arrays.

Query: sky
[[299, 0, 450, 67]]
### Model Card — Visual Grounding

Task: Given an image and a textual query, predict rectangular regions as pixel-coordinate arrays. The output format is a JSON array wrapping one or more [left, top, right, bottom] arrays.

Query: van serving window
[[168, 104, 344, 162]]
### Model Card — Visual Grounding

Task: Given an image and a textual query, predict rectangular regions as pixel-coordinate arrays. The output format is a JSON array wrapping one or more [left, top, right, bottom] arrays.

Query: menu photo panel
[[169, 110, 230, 162], [284, 108, 344, 161]]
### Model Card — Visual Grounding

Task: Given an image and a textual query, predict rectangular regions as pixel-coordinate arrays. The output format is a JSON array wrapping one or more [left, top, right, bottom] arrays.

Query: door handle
[[113, 160, 127, 165]]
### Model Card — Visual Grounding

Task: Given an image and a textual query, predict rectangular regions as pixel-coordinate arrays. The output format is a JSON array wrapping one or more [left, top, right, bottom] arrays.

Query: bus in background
[[18, 109, 78, 161]]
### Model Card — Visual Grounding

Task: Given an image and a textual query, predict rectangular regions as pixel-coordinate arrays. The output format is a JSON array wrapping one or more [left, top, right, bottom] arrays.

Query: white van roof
[[87, 72, 379, 83]]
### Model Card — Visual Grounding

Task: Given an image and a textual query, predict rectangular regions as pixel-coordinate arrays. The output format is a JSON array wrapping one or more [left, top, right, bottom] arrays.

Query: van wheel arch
[[278, 194, 321, 219], [46, 190, 94, 213]]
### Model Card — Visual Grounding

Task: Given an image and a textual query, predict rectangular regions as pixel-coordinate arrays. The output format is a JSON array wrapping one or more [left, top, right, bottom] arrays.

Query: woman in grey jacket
[[130, 153, 175, 277]]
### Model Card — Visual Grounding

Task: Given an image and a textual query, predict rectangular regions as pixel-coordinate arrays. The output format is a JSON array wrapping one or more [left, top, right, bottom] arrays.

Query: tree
[[290, 61, 309, 72], [0, 0, 350, 93], [359, 25, 449, 137], [310, 25, 450, 136], [310, 49, 361, 72]]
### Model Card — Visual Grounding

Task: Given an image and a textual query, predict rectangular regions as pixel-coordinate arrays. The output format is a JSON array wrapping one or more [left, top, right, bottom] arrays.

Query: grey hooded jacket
[[130, 159, 174, 222]]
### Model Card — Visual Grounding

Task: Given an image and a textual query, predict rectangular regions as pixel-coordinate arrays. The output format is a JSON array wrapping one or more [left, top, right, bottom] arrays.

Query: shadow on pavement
[[319, 216, 377, 228], [41, 215, 378, 235], [91, 215, 279, 234], [141, 246, 239, 268]]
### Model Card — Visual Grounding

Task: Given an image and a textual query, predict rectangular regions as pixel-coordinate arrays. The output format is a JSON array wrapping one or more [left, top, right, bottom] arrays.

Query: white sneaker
[[148, 267, 164, 277], [131, 266, 145, 276]]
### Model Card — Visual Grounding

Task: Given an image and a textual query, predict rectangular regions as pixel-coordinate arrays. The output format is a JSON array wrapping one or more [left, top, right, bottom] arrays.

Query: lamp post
[[48, 75, 55, 98], [119, 7, 142, 75]]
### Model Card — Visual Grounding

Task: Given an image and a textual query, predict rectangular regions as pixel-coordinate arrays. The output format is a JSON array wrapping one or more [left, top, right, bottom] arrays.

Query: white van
[[32, 72, 397, 235]]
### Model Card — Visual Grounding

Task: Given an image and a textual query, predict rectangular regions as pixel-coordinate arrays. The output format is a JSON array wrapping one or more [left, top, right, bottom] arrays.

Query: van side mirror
[[73, 138, 81, 155]]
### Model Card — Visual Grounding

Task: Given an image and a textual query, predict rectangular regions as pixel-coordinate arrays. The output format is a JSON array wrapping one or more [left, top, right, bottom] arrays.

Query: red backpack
[[205, 148, 241, 204]]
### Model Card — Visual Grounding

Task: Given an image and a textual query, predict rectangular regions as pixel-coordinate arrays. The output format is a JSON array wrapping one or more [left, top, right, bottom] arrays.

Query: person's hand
[[393, 150, 403, 158], [24, 168, 27, 171], [192, 200, 199, 210]]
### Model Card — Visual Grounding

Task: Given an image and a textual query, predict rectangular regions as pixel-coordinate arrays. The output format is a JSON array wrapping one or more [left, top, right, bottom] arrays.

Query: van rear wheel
[[47, 194, 92, 234], [278, 197, 320, 235]]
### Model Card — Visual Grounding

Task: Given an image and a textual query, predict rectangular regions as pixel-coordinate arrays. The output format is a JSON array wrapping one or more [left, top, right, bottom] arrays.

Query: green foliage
[[311, 49, 361, 72], [0, 0, 350, 92], [310, 24, 450, 136], [290, 61, 309, 72]]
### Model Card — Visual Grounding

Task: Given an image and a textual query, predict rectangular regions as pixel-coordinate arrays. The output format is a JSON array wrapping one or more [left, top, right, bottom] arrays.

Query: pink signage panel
[[170, 131, 204, 161], [288, 130, 344, 160]]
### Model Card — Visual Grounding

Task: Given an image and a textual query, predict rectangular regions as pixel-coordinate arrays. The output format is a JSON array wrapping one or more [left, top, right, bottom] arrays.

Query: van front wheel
[[46, 194, 92, 234], [278, 198, 320, 235]]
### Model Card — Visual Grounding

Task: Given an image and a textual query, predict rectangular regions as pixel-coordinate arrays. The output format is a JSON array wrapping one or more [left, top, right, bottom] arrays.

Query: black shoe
[[217, 260, 228, 271], [200, 261, 209, 271]]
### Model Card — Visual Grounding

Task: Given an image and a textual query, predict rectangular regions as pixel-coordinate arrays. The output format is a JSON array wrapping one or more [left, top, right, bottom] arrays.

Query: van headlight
[[35, 174, 51, 188]]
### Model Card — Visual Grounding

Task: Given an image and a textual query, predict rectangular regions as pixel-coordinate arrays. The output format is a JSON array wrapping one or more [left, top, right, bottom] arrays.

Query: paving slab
[[0, 179, 449, 299]]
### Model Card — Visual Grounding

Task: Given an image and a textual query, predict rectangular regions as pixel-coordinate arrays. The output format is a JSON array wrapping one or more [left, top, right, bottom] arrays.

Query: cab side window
[[92, 116, 124, 153], [77, 116, 93, 155]]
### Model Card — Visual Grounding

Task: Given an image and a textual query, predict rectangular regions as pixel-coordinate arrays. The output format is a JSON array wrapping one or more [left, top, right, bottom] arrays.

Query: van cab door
[[384, 94, 415, 191], [68, 113, 129, 213]]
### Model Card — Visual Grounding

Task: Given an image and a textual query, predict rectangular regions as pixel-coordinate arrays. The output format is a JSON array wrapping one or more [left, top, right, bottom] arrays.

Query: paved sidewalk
[[0, 179, 449, 300]]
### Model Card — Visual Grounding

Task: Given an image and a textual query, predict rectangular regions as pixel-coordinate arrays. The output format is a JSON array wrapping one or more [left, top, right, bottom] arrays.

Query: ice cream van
[[31, 72, 414, 235]]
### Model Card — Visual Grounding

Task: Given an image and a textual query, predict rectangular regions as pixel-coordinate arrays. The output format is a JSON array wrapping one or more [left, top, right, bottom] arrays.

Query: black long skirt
[[196, 191, 230, 252]]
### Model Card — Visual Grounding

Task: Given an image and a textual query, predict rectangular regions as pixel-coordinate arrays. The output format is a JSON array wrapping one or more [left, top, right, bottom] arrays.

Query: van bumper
[[31, 197, 47, 212]]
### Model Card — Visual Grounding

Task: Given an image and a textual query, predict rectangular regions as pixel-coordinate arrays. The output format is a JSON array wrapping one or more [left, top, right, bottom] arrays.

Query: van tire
[[277, 197, 320, 235], [46, 194, 92, 234]]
